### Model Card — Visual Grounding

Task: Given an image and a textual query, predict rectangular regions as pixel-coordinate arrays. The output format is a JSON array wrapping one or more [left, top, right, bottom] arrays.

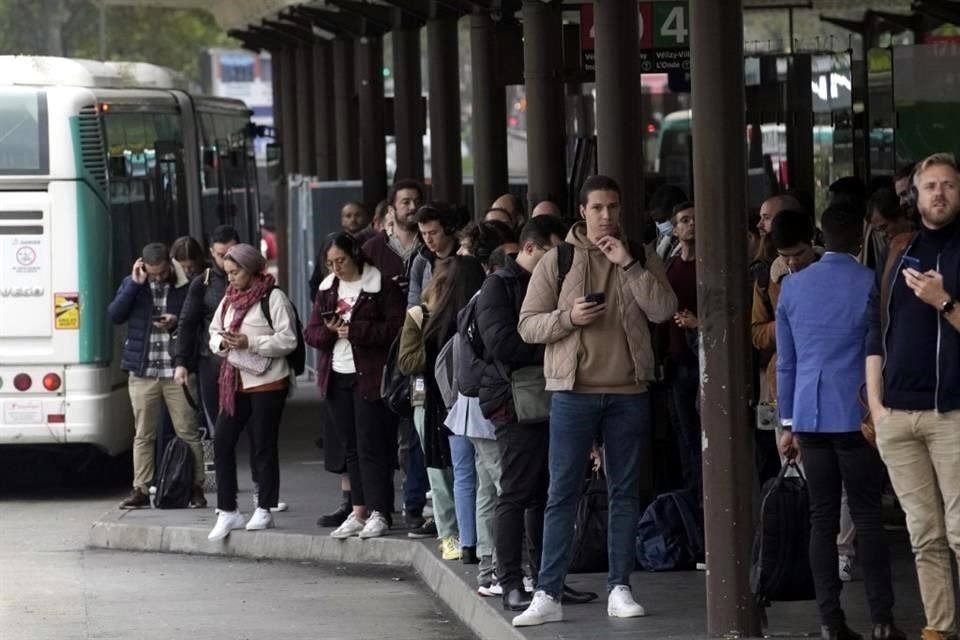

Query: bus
[[0, 56, 261, 458]]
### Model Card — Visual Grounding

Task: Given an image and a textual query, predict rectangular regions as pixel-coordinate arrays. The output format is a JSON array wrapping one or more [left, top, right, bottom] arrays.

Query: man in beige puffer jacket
[[511, 176, 677, 628]]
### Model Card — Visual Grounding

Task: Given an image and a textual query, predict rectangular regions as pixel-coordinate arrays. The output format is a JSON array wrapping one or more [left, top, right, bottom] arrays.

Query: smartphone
[[320, 310, 339, 320], [584, 292, 606, 305], [901, 255, 921, 270], [217, 330, 233, 337], [151, 315, 165, 322]]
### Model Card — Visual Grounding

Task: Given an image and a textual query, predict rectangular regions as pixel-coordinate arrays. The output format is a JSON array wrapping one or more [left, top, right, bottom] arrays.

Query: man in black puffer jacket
[[174, 225, 239, 433], [108, 242, 204, 510], [475, 217, 582, 611]]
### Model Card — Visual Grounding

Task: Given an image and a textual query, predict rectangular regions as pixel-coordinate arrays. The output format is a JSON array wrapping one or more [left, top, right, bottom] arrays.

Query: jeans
[[402, 419, 429, 512], [214, 389, 287, 512], [797, 432, 895, 628], [450, 434, 477, 548], [667, 361, 702, 496], [471, 436, 501, 585], [876, 409, 960, 634], [495, 420, 549, 593], [537, 392, 651, 598], [414, 407, 458, 539], [328, 373, 398, 517]]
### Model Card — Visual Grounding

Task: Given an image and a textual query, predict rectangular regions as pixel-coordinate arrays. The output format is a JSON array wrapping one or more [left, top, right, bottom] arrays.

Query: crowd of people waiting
[[107, 151, 960, 640]]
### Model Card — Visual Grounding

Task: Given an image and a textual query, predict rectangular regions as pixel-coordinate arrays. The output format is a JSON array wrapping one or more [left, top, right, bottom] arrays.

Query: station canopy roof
[[100, 0, 916, 33]]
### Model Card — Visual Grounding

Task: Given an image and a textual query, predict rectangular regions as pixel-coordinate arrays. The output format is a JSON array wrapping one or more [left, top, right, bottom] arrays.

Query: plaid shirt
[[143, 281, 174, 379]]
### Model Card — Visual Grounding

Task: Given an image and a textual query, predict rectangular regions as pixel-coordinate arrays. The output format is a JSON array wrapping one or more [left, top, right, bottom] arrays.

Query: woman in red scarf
[[206, 244, 299, 541]]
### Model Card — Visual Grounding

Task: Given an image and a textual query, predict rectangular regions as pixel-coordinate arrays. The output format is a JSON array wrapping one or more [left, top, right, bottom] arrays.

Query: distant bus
[[0, 56, 260, 456]]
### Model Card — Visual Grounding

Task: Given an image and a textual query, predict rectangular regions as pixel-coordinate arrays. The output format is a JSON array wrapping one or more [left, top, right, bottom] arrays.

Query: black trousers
[[197, 356, 221, 436], [667, 360, 702, 497], [495, 419, 550, 592], [327, 373, 398, 518], [214, 389, 287, 512], [797, 432, 895, 627]]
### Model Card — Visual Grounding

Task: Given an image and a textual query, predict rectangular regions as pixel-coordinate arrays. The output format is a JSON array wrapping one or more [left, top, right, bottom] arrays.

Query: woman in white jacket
[[206, 244, 298, 541]]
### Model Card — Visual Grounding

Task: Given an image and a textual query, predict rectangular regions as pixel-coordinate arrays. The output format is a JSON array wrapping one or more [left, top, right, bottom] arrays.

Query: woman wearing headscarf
[[206, 244, 299, 541]]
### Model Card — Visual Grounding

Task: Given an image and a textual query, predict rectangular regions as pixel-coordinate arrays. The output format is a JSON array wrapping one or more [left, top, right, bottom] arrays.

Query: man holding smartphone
[[867, 153, 960, 640], [514, 176, 677, 627], [108, 243, 205, 510]]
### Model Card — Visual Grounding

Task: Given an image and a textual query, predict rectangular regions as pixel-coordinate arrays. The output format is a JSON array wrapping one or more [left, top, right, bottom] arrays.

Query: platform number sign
[[639, 2, 689, 49]]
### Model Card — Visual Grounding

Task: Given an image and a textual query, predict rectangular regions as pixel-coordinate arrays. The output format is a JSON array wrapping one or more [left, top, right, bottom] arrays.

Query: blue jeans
[[450, 435, 477, 548], [537, 392, 651, 598], [403, 420, 429, 512]]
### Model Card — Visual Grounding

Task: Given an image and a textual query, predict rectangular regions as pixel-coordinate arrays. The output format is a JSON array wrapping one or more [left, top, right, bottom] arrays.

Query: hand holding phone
[[584, 292, 606, 306]]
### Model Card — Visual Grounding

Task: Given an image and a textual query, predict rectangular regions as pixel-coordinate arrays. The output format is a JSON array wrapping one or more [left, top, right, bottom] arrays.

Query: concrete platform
[[87, 388, 928, 640]]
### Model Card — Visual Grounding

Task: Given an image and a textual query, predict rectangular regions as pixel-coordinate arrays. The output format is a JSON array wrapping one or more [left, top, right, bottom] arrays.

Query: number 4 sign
[[639, 2, 689, 50]]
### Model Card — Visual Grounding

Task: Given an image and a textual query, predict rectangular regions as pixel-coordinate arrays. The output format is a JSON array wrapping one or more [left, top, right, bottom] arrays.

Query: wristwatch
[[941, 298, 956, 316]]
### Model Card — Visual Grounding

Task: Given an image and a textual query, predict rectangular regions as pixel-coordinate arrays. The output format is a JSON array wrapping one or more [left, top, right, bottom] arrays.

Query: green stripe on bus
[[70, 116, 112, 364]]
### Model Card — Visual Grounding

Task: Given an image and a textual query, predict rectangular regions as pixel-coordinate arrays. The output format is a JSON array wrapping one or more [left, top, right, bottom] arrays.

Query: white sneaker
[[478, 580, 503, 597], [245, 507, 274, 531], [358, 511, 389, 539], [607, 585, 646, 618], [512, 591, 562, 627], [330, 513, 367, 539], [208, 510, 246, 541], [839, 555, 853, 582], [252, 491, 289, 513]]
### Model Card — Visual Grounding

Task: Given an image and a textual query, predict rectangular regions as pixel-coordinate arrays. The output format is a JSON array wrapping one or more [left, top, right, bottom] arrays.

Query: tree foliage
[[0, 0, 233, 81]]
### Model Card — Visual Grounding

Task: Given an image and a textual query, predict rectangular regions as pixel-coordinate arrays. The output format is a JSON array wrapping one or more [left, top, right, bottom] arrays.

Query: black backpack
[[636, 489, 705, 571], [751, 462, 816, 606], [155, 438, 195, 509], [569, 473, 609, 573], [381, 334, 412, 417], [260, 287, 307, 376]]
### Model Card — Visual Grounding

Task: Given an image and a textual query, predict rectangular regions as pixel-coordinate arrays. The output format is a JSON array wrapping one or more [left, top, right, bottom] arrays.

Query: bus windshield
[[0, 87, 48, 174]]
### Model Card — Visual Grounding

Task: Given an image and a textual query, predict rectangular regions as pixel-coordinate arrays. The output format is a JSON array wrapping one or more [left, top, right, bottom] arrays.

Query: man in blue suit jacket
[[777, 206, 904, 640]]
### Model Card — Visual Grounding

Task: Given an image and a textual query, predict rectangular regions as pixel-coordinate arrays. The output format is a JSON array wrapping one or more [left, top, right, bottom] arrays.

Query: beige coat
[[209, 288, 298, 390], [518, 225, 677, 391]]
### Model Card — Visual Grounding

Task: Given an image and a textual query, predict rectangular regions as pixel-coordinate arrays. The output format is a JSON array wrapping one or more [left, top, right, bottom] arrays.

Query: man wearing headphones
[[866, 152, 960, 640], [407, 203, 460, 308]]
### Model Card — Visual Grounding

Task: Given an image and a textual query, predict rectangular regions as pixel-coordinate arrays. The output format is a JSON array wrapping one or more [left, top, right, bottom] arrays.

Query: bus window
[[0, 87, 48, 174]]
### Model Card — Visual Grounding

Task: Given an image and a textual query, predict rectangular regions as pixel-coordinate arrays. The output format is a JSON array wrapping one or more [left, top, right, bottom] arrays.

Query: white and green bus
[[0, 56, 261, 458]]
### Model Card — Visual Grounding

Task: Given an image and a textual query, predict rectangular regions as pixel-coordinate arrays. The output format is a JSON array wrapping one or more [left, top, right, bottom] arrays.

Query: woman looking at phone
[[206, 244, 299, 541], [304, 233, 406, 539]]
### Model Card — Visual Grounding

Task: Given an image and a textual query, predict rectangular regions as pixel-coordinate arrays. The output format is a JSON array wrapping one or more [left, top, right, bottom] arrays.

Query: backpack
[[435, 292, 490, 410], [569, 473, 609, 573], [382, 334, 412, 417], [750, 462, 815, 606], [260, 287, 307, 376], [154, 437, 195, 509], [555, 239, 646, 293], [635, 489, 704, 571]]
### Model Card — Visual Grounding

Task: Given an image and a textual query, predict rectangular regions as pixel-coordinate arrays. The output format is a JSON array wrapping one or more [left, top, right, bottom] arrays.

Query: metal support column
[[470, 11, 508, 218], [278, 47, 299, 176], [294, 44, 316, 176], [522, 0, 566, 214], [312, 40, 337, 180], [786, 54, 815, 201], [689, 1, 759, 636], [357, 34, 388, 210], [392, 26, 425, 182], [594, 0, 643, 240], [333, 37, 360, 180], [427, 15, 462, 204]]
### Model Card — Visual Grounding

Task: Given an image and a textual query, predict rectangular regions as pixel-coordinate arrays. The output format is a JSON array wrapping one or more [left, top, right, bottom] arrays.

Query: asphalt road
[[0, 447, 474, 640]]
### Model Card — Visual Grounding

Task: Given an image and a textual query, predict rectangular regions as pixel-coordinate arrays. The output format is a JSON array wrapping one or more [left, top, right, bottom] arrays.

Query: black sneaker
[[403, 508, 425, 530], [407, 518, 437, 539], [119, 488, 150, 510], [190, 486, 208, 509], [462, 546, 479, 565], [318, 503, 351, 528]]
